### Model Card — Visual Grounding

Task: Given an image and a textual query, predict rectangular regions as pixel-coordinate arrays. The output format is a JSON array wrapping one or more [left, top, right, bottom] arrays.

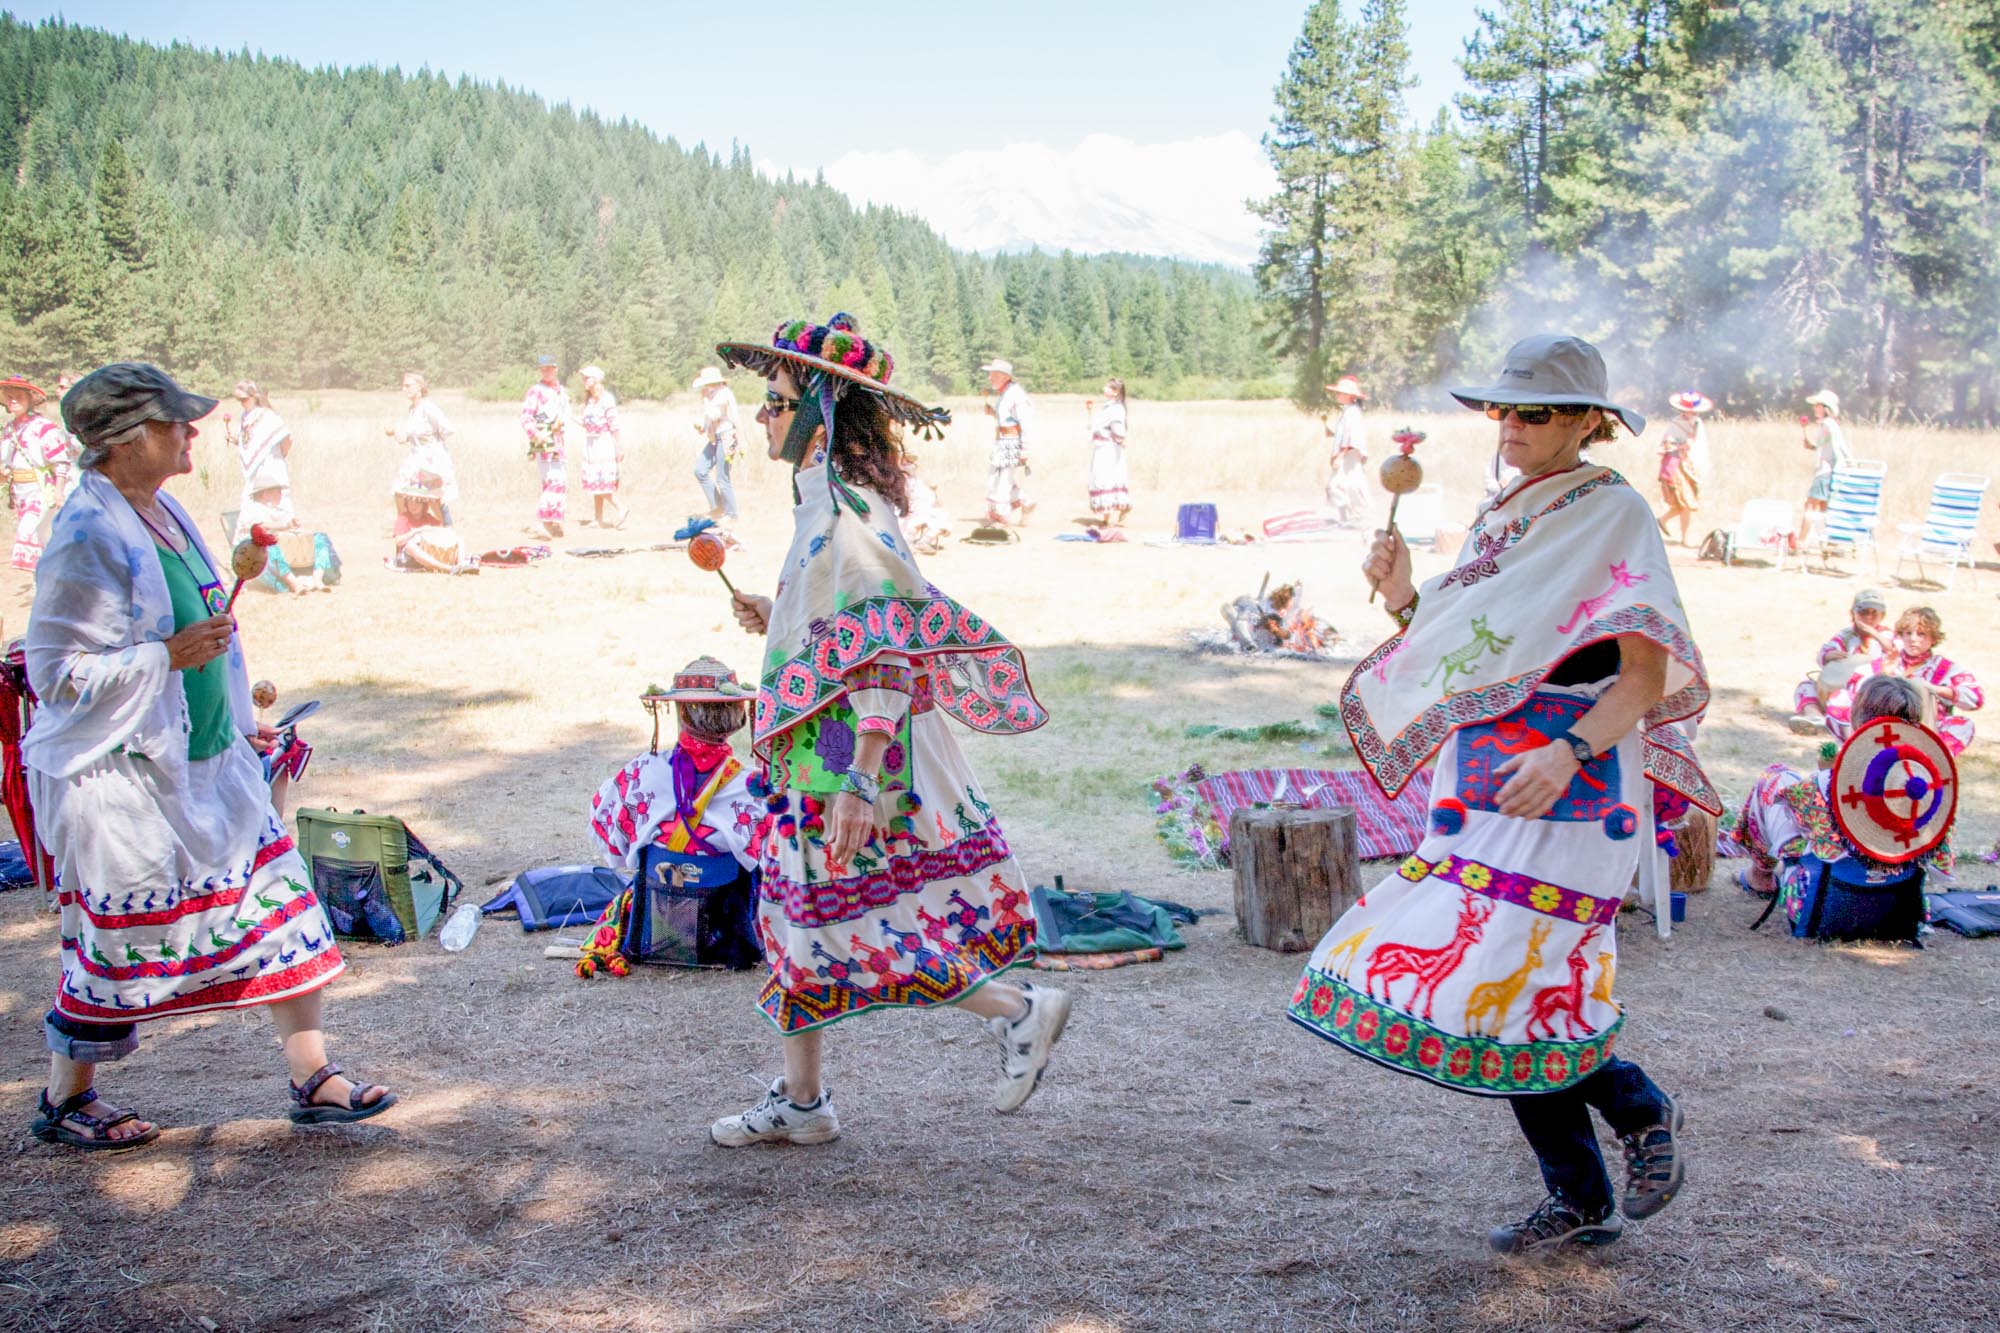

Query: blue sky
[[15, 1, 1486, 264], [17, 1, 1480, 157]]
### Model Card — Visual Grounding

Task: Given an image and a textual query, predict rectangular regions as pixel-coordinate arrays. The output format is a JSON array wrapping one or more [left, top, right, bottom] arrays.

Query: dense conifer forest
[[0, 17, 1272, 399]]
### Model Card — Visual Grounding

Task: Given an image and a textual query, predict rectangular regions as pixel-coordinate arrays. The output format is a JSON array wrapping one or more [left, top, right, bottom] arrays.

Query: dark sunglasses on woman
[[1480, 402, 1592, 425]]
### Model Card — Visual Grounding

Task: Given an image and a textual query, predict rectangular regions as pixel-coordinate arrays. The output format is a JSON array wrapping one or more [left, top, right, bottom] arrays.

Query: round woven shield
[[1830, 717, 1958, 865]]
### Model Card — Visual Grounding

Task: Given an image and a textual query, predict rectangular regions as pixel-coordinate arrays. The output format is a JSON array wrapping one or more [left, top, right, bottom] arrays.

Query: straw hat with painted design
[[1325, 375, 1366, 400], [642, 655, 757, 705], [716, 313, 949, 438]]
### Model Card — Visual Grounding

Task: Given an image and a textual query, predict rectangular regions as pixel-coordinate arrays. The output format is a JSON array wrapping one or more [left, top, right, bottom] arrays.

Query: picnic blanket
[[1151, 763, 1434, 868]]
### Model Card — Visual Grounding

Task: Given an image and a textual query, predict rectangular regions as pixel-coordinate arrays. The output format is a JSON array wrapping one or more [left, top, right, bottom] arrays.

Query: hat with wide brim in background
[[979, 359, 1014, 377], [62, 363, 218, 446], [1804, 389, 1840, 416], [690, 366, 728, 391], [1668, 391, 1713, 415], [578, 364, 605, 382], [641, 655, 757, 705], [0, 376, 48, 406], [1830, 716, 1957, 865], [717, 314, 950, 438], [1450, 334, 1645, 436], [1325, 375, 1366, 399]]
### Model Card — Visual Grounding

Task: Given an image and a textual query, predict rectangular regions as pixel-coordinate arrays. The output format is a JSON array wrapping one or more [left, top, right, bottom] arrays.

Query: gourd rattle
[[687, 530, 739, 597], [1369, 428, 1426, 604]]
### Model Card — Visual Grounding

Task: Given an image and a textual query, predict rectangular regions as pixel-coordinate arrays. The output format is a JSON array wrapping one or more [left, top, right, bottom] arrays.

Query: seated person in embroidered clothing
[[578, 657, 767, 977], [1823, 606, 1981, 756], [390, 493, 474, 574], [1788, 587, 1891, 734], [1739, 675, 1952, 922]]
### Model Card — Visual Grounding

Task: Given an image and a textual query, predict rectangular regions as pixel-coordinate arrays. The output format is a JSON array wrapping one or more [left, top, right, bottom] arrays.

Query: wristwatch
[[1556, 732, 1595, 766], [839, 768, 881, 805]]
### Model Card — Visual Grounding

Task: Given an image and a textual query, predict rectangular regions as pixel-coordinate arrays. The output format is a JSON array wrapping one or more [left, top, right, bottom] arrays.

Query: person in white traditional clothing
[[3, 375, 74, 572], [1322, 374, 1369, 525], [386, 372, 459, 528], [1085, 378, 1131, 529], [575, 364, 630, 530], [981, 358, 1034, 527], [709, 314, 1069, 1146], [26, 364, 395, 1150], [900, 451, 953, 554], [1797, 388, 1850, 545], [1654, 391, 1711, 546], [521, 354, 569, 538], [223, 379, 295, 539], [576, 657, 767, 978], [689, 366, 741, 522], [1291, 335, 1708, 1254]]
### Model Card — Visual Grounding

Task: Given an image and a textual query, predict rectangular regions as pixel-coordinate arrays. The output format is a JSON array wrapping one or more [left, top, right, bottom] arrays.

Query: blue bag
[[483, 865, 628, 932], [629, 846, 760, 969]]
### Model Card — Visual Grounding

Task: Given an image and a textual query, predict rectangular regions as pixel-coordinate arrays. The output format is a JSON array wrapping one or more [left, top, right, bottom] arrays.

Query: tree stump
[[1231, 806, 1360, 952]]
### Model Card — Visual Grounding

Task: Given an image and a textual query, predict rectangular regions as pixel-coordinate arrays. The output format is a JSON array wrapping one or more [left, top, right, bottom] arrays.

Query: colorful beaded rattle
[[1369, 429, 1426, 604]]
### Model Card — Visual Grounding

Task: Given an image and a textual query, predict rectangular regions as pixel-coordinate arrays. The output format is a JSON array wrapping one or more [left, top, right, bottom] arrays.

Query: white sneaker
[[987, 982, 1072, 1113], [709, 1078, 840, 1147]]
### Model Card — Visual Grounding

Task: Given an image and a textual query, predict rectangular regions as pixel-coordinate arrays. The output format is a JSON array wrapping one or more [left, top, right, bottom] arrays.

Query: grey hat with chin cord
[[61, 362, 218, 446], [1450, 334, 1645, 437]]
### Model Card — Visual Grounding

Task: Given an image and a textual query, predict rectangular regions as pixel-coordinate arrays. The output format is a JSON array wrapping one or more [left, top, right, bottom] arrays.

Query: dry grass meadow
[[1, 385, 1997, 1332]]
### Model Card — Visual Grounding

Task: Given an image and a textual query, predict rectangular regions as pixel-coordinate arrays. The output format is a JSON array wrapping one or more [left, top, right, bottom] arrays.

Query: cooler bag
[[295, 808, 462, 945], [1780, 855, 1926, 945], [629, 845, 760, 969]]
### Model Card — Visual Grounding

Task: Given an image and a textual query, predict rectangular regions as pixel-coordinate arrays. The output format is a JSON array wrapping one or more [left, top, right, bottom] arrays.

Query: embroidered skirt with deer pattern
[[1289, 686, 1635, 1096]]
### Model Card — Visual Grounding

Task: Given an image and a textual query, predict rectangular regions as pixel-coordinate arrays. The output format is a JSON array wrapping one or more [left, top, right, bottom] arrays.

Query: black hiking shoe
[[1620, 1093, 1686, 1220], [1487, 1195, 1623, 1255]]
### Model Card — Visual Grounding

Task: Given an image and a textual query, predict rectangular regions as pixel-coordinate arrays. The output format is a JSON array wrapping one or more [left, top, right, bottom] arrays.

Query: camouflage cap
[[61, 362, 218, 446]]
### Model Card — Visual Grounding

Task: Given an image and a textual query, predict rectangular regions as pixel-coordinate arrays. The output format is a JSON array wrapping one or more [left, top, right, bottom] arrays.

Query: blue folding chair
[[1894, 472, 1987, 590], [1804, 460, 1885, 575]]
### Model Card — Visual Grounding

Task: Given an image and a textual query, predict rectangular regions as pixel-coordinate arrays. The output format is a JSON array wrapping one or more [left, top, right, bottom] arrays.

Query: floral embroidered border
[[1396, 852, 1621, 926], [1288, 968, 1620, 1096], [760, 817, 1015, 930]]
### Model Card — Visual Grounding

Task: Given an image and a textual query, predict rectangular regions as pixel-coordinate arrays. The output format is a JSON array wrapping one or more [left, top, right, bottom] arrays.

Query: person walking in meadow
[[1290, 334, 1707, 1255], [2, 375, 74, 571], [223, 380, 296, 540], [1085, 378, 1131, 529], [981, 358, 1034, 526], [708, 313, 1069, 1146], [1797, 389, 1849, 545], [577, 364, 630, 529], [689, 366, 741, 522], [1322, 375, 1368, 525], [522, 355, 569, 538], [26, 363, 394, 1149], [387, 372, 459, 523], [1653, 391, 1711, 546]]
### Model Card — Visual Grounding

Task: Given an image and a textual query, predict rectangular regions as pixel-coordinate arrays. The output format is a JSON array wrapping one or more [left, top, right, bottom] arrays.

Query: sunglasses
[[763, 390, 802, 414], [1480, 402, 1592, 425]]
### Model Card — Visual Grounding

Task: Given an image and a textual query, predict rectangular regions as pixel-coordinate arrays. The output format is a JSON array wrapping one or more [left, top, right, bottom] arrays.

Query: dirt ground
[[1, 395, 1997, 1331]]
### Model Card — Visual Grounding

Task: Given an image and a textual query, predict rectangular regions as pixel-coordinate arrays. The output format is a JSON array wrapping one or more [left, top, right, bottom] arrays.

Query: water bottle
[[439, 902, 481, 953]]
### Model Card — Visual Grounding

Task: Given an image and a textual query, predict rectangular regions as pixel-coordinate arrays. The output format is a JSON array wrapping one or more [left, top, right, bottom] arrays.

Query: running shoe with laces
[[708, 1078, 840, 1148], [1620, 1093, 1686, 1219], [987, 982, 1072, 1113], [1487, 1195, 1624, 1255]]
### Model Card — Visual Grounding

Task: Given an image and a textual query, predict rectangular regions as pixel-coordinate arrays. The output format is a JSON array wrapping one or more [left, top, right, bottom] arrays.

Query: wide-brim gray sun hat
[[1450, 334, 1645, 437], [61, 362, 218, 446]]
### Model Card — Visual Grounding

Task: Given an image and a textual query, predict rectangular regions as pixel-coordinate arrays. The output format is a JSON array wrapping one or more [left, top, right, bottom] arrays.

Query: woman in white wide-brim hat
[[1654, 390, 1712, 546], [577, 364, 629, 529], [1322, 374, 1369, 526], [689, 366, 741, 522], [1290, 333, 1715, 1255], [705, 313, 1069, 1147]]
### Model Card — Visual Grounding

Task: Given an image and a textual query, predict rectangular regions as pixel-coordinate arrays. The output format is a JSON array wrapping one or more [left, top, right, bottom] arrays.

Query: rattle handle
[[714, 567, 738, 598], [1366, 493, 1404, 606]]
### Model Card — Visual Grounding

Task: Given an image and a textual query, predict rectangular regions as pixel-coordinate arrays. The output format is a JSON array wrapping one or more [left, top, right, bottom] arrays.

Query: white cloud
[[776, 132, 1275, 269]]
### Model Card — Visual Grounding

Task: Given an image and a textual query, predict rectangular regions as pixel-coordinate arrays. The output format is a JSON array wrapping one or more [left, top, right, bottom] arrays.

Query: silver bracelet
[[839, 768, 881, 805]]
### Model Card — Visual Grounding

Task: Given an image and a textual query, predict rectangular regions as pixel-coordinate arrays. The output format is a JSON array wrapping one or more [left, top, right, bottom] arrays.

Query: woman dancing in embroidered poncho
[[1289, 335, 1717, 1255], [706, 314, 1071, 1147]]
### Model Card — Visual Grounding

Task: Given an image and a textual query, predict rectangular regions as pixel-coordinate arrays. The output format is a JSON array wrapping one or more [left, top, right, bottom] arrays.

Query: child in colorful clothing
[[711, 315, 1068, 1146], [1827, 606, 1981, 755], [521, 355, 569, 539], [1788, 587, 1892, 734], [1739, 676, 1951, 917]]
